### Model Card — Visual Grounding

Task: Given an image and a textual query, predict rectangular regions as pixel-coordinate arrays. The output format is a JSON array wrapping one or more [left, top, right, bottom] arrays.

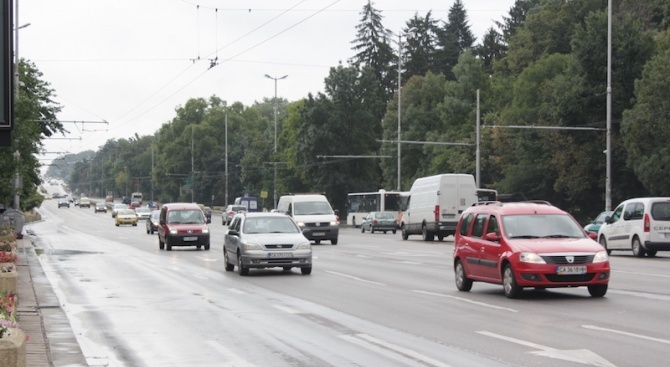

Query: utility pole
[[264, 74, 288, 209], [605, 0, 612, 211], [397, 32, 402, 192]]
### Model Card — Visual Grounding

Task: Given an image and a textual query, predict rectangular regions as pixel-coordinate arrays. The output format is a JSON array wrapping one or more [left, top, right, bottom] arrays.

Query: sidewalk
[[15, 237, 88, 367]]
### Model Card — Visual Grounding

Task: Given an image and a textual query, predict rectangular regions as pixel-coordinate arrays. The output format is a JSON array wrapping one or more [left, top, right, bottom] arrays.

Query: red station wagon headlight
[[519, 252, 546, 264]]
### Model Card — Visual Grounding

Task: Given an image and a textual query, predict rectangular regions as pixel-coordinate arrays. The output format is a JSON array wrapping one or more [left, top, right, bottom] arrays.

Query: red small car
[[157, 203, 210, 251], [129, 201, 141, 210], [453, 201, 610, 298]]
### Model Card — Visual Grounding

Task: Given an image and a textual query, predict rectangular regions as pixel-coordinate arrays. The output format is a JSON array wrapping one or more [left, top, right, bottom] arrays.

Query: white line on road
[[413, 290, 518, 313], [228, 288, 247, 295], [205, 340, 256, 367], [324, 270, 386, 286], [274, 304, 300, 314], [582, 324, 670, 345], [613, 270, 670, 279], [194, 256, 218, 262], [339, 333, 452, 367], [477, 331, 616, 367]]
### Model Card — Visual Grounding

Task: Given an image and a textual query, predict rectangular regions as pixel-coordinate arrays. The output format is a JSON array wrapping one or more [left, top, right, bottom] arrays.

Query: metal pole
[[606, 0, 612, 211], [13, 0, 19, 209], [264, 74, 287, 209], [225, 113, 228, 206], [191, 124, 194, 202], [397, 33, 402, 192], [476, 89, 480, 188]]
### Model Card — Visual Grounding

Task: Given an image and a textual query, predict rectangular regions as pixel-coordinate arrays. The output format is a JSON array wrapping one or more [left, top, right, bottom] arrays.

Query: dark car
[[203, 206, 212, 223], [361, 211, 397, 234], [146, 210, 160, 234], [57, 198, 70, 208], [122, 196, 131, 205], [94, 202, 107, 213]]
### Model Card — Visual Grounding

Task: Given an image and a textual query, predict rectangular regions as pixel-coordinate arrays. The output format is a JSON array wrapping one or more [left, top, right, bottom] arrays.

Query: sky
[[19, 0, 516, 169]]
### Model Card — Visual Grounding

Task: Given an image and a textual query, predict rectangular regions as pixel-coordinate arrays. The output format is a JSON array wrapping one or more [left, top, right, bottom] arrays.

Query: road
[[26, 198, 670, 366]]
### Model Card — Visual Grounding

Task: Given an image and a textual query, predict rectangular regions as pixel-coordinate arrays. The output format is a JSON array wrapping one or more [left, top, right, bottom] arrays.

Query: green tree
[[402, 11, 440, 79], [350, 0, 397, 98], [436, 0, 475, 80]]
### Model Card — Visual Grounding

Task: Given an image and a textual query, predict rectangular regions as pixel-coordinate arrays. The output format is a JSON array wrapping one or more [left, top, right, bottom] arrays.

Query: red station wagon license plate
[[556, 266, 587, 275]]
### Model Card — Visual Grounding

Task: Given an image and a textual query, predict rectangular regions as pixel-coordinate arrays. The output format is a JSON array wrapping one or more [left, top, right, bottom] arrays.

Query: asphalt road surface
[[26, 198, 670, 367]]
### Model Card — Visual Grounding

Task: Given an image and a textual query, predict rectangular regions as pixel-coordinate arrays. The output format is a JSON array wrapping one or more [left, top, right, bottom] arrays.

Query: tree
[[621, 43, 670, 195], [436, 0, 475, 79], [476, 27, 506, 75], [0, 60, 64, 210], [402, 11, 440, 80], [350, 0, 397, 98]]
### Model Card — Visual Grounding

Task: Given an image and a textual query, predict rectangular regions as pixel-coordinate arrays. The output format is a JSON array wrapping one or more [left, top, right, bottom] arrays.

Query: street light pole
[[264, 74, 287, 209], [605, 0, 612, 211]]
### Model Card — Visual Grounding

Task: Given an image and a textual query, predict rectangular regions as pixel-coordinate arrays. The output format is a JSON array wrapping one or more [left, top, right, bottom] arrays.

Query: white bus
[[346, 189, 403, 227]]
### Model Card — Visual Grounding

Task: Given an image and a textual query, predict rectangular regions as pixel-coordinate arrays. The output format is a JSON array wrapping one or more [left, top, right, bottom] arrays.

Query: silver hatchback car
[[223, 212, 312, 275]]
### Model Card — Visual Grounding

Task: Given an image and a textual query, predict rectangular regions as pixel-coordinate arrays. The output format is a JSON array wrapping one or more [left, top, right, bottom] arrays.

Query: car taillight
[[644, 213, 650, 232], [434, 205, 440, 222], [373, 220, 378, 224]]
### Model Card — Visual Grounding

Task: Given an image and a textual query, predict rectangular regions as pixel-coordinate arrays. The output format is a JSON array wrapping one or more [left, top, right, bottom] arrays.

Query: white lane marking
[[205, 340, 256, 367], [228, 288, 247, 295], [413, 290, 518, 313], [192, 273, 208, 280], [391, 260, 423, 265], [477, 331, 616, 367], [582, 324, 670, 345], [355, 254, 372, 258], [613, 270, 670, 279], [324, 270, 386, 286], [273, 304, 300, 314], [339, 333, 451, 367], [195, 256, 218, 262], [606, 289, 670, 301]]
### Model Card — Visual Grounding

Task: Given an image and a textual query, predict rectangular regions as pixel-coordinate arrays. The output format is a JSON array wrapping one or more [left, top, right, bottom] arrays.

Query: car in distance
[[79, 197, 91, 208], [453, 201, 610, 298], [146, 210, 160, 234], [57, 198, 70, 208], [222, 205, 247, 225], [115, 209, 138, 227], [360, 211, 397, 234], [135, 207, 152, 220], [157, 203, 210, 251], [129, 201, 141, 210], [584, 211, 612, 235], [598, 197, 670, 257], [223, 212, 312, 275], [94, 202, 107, 213], [203, 206, 212, 224], [111, 203, 128, 218]]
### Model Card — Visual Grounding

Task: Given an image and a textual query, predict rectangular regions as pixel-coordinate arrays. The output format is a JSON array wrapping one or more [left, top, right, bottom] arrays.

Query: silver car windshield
[[502, 214, 585, 239], [243, 217, 299, 234]]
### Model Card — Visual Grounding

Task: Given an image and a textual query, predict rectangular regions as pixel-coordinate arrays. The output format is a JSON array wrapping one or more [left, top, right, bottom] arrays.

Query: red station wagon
[[157, 203, 210, 251], [453, 201, 610, 298]]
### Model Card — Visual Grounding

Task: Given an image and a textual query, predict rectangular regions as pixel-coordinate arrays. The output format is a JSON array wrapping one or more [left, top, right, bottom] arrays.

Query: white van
[[277, 194, 340, 245], [597, 197, 670, 257], [401, 174, 477, 241]]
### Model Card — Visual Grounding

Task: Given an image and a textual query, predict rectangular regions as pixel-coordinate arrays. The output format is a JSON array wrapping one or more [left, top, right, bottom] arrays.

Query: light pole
[[13, 1, 31, 209], [264, 74, 287, 209]]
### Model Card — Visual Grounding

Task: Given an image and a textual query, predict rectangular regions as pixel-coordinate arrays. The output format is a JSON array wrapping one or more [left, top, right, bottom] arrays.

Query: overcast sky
[[19, 0, 516, 169]]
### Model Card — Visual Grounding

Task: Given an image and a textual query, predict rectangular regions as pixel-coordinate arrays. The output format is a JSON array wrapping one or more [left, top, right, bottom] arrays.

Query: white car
[[597, 197, 670, 257], [135, 207, 152, 220]]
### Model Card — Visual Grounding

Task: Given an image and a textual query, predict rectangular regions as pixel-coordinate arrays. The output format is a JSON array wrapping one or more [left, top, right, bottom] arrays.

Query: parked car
[[584, 211, 612, 235], [94, 202, 107, 213], [222, 205, 247, 225], [111, 203, 128, 218], [597, 197, 670, 257], [453, 201, 610, 298], [57, 198, 70, 208], [135, 207, 152, 220], [157, 203, 210, 251], [223, 212, 312, 275], [115, 209, 138, 226], [146, 210, 160, 234], [360, 211, 397, 234]]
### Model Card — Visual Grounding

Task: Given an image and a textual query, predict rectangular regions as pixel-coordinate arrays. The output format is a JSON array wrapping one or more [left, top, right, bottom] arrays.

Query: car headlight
[[519, 252, 546, 264], [593, 250, 608, 263], [170, 229, 178, 235], [330, 221, 339, 226], [202, 228, 209, 234], [242, 243, 262, 251], [296, 242, 311, 250], [297, 222, 306, 228]]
